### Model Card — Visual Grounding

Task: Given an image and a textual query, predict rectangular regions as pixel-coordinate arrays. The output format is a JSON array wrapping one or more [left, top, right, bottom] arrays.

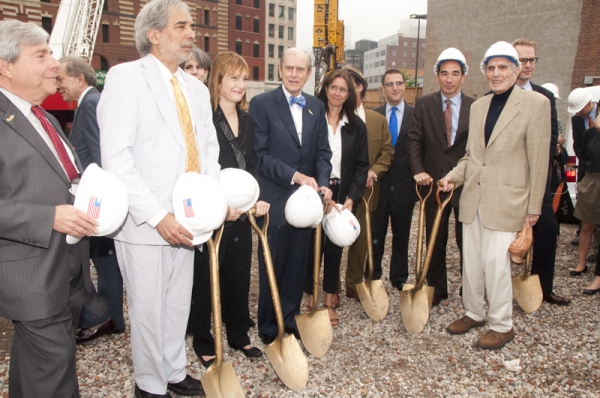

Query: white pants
[[115, 242, 194, 395], [462, 211, 516, 333]]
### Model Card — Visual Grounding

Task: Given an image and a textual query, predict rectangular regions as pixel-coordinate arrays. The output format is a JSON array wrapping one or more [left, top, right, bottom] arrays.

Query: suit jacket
[[373, 101, 417, 206], [98, 54, 220, 245], [447, 87, 551, 232], [406, 91, 475, 207], [70, 87, 101, 169], [571, 102, 597, 181], [250, 85, 332, 226], [0, 91, 90, 321], [337, 118, 370, 205]]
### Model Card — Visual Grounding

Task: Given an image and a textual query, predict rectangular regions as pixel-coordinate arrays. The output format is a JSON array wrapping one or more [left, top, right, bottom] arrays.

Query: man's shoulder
[[530, 83, 554, 101], [372, 104, 386, 115], [404, 101, 414, 112], [252, 86, 282, 103], [461, 93, 476, 105], [81, 87, 101, 106], [365, 108, 386, 123]]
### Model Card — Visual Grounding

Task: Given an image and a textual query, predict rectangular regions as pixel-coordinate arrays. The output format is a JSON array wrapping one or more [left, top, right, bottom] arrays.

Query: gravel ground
[[1, 211, 599, 397]]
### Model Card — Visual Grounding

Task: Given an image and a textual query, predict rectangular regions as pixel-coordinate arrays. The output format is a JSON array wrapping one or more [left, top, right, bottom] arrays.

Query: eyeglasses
[[384, 81, 405, 87], [518, 57, 538, 65]]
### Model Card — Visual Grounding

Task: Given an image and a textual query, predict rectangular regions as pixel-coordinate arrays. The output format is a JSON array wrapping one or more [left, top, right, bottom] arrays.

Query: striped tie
[[171, 76, 200, 173]]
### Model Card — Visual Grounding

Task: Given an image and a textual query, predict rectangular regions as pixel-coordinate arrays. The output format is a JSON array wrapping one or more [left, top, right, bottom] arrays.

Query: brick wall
[[571, 0, 600, 89]]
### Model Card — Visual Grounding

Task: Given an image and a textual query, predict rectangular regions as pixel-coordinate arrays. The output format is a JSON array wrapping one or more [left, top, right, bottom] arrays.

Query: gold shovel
[[512, 248, 543, 313], [356, 187, 389, 322], [201, 225, 245, 398], [400, 182, 453, 335], [295, 221, 333, 358], [247, 209, 308, 392]]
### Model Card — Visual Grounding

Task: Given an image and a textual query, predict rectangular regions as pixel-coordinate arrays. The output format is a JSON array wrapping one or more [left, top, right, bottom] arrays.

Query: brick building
[[264, 0, 297, 90]]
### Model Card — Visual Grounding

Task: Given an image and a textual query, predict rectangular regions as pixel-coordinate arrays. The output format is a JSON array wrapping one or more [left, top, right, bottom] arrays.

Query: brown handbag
[[508, 225, 533, 264]]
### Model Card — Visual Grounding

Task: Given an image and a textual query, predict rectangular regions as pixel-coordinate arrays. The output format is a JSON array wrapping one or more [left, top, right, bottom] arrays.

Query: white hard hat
[[67, 163, 129, 244], [219, 168, 259, 211], [480, 41, 521, 75], [541, 83, 561, 99], [567, 87, 593, 114], [172, 172, 227, 245], [284, 185, 323, 228], [434, 48, 468, 76], [322, 204, 361, 247]]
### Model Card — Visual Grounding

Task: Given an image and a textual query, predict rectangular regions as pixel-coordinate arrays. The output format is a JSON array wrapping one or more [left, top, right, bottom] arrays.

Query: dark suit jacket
[[406, 91, 475, 207], [373, 101, 417, 206], [531, 82, 559, 195], [213, 106, 256, 174], [250, 86, 332, 226], [70, 87, 101, 169], [338, 118, 370, 205], [0, 92, 90, 321], [571, 102, 597, 181]]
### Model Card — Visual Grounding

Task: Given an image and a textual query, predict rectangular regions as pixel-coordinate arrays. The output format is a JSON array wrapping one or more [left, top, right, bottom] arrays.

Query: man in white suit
[[98, 0, 219, 396]]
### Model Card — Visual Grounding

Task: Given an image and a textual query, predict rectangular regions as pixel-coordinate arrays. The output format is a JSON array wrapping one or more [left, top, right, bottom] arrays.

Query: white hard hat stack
[[434, 48, 469, 76], [480, 41, 521, 75], [567, 87, 593, 114], [172, 172, 227, 245], [285, 185, 323, 228], [541, 83, 561, 99], [219, 168, 260, 211], [67, 163, 129, 244], [322, 204, 361, 247]]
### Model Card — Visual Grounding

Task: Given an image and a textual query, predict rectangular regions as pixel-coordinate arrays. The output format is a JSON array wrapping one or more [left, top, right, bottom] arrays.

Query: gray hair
[[134, 0, 190, 57], [180, 47, 211, 71], [59, 56, 98, 87], [0, 20, 49, 62], [280, 48, 312, 70]]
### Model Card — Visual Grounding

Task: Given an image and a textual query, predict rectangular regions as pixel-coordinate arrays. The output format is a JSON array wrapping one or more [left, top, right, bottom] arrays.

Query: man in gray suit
[[0, 20, 98, 397], [57, 56, 125, 341], [98, 0, 220, 396]]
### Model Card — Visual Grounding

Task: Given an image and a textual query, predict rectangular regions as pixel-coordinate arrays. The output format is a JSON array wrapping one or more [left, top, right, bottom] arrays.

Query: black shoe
[[543, 293, 571, 306], [134, 384, 172, 398], [285, 327, 300, 340], [239, 346, 263, 358], [167, 375, 204, 396], [199, 355, 215, 368], [75, 318, 116, 344], [431, 294, 448, 307], [583, 287, 600, 295], [394, 283, 404, 291], [571, 236, 580, 246], [459, 286, 463, 297], [587, 252, 598, 263], [570, 265, 588, 276], [258, 331, 277, 345]]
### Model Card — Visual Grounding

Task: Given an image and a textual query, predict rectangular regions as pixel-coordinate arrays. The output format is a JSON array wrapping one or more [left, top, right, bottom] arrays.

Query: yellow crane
[[313, 0, 345, 94]]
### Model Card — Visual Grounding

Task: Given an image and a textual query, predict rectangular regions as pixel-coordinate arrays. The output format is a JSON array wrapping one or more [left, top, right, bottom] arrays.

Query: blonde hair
[[207, 51, 250, 111]]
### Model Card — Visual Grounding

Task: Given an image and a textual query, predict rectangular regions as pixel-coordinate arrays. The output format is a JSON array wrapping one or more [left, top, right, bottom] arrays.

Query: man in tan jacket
[[440, 42, 550, 350]]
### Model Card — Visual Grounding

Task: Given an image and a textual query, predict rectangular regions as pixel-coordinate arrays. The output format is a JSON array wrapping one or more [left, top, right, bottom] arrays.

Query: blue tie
[[289, 95, 306, 108], [389, 106, 398, 146]]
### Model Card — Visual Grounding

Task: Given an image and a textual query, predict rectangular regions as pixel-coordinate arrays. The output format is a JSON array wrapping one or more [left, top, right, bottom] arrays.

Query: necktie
[[289, 95, 306, 108], [171, 76, 200, 173], [445, 98, 453, 147], [31, 105, 78, 181], [589, 115, 595, 129], [389, 106, 398, 146]]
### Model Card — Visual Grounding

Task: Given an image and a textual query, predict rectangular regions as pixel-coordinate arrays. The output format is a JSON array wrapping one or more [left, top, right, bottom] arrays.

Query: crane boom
[[313, 0, 344, 94]]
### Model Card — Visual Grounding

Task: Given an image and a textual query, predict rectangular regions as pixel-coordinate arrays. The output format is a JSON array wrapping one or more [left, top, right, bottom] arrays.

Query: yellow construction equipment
[[313, 0, 345, 93]]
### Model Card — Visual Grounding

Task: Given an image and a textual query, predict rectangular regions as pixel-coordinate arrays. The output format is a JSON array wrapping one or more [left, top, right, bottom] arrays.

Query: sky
[[296, 0, 429, 52]]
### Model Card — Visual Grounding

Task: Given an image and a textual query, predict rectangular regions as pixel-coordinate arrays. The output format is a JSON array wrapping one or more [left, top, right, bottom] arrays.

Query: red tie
[[445, 99, 453, 147], [31, 105, 79, 181]]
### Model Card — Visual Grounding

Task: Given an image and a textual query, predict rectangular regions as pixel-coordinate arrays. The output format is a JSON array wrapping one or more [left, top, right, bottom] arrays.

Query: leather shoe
[[571, 235, 579, 246], [583, 287, 600, 295], [476, 328, 515, 350], [76, 318, 116, 344], [240, 346, 263, 358], [285, 327, 300, 340], [167, 375, 204, 396], [543, 293, 571, 305], [199, 355, 214, 368], [134, 384, 172, 398], [431, 293, 448, 307], [570, 265, 588, 276], [447, 316, 486, 335], [345, 287, 360, 301], [258, 331, 277, 345], [587, 252, 598, 263]]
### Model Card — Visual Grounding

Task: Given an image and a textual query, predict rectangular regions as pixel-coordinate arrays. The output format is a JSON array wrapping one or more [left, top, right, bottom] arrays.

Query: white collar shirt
[[326, 113, 348, 179], [282, 85, 303, 143], [355, 103, 366, 123]]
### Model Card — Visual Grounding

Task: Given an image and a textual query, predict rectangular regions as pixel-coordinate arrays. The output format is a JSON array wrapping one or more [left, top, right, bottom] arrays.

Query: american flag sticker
[[349, 219, 357, 231], [184, 198, 195, 218], [87, 196, 102, 219]]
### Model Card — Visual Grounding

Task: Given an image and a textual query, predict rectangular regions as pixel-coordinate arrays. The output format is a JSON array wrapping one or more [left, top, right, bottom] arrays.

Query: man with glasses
[[512, 38, 570, 306], [370, 69, 416, 291]]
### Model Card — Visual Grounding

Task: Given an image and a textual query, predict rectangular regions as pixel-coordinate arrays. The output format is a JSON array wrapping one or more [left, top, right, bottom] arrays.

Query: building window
[[403, 52, 407, 56], [374, 61, 379, 67], [236, 15, 242, 30], [278, 5, 284, 18], [254, 18, 260, 33], [204, 10, 210, 25], [381, 49, 385, 56], [422, 43, 426, 48], [391, 61, 395, 66], [253, 43, 260, 57], [253, 66, 259, 80], [204, 36, 210, 52], [269, 3, 274, 17], [278, 25, 284, 39], [392, 51, 396, 56], [236, 0, 242, 4], [236, 41, 242, 55], [375, 51, 379, 57], [102, 24, 109, 43], [278, 45, 283, 58], [288, 27, 293, 40], [100, 56, 109, 71], [404, 42, 407, 47], [413, 42, 416, 47], [254, 0, 260, 8], [412, 52, 416, 57], [412, 63, 415, 67], [269, 24, 274, 37], [268, 64, 274, 80], [288, 7, 294, 20], [403, 62, 407, 67], [268, 44, 274, 57], [41, 17, 52, 34]]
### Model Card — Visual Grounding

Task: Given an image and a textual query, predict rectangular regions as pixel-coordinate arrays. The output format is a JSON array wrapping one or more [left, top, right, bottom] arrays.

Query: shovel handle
[[415, 181, 434, 278], [311, 222, 323, 314], [362, 186, 375, 282], [207, 233, 224, 368]]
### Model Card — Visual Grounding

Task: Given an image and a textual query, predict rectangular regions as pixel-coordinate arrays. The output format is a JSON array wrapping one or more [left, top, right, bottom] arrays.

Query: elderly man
[[98, 0, 220, 396], [249, 48, 332, 344], [0, 20, 97, 397], [441, 42, 550, 350], [407, 48, 475, 306], [57, 56, 126, 342]]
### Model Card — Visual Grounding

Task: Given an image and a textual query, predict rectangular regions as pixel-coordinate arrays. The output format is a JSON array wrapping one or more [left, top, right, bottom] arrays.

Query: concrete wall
[[424, 0, 583, 125]]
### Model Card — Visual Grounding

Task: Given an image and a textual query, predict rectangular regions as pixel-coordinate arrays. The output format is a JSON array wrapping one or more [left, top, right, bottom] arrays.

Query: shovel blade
[[356, 279, 389, 322], [264, 334, 308, 391], [201, 362, 245, 398], [512, 274, 543, 314], [295, 309, 333, 358], [401, 283, 435, 310], [399, 287, 431, 335]]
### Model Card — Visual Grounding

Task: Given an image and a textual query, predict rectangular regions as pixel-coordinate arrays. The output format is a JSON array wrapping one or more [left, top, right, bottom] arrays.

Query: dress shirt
[[326, 113, 347, 179], [355, 103, 366, 123], [441, 91, 462, 146], [385, 101, 405, 138], [282, 85, 303, 143], [585, 103, 598, 130], [517, 81, 533, 91]]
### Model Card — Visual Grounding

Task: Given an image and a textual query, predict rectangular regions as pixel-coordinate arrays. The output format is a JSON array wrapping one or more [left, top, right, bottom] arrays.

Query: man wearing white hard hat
[[440, 41, 550, 350], [511, 38, 570, 306], [407, 48, 475, 307], [97, 0, 219, 396], [568, 87, 597, 175]]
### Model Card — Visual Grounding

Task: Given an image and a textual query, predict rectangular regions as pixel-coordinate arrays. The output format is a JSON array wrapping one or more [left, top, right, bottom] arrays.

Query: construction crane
[[49, 0, 105, 62], [313, 0, 345, 94]]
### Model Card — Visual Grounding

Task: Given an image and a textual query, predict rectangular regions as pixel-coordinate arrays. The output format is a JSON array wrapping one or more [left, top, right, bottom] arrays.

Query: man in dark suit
[[512, 38, 570, 305], [407, 48, 475, 306], [0, 20, 98, 397], [57, 56, 125, 341], [250, 48, 332, 344], [371, 69, 416, 291]]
